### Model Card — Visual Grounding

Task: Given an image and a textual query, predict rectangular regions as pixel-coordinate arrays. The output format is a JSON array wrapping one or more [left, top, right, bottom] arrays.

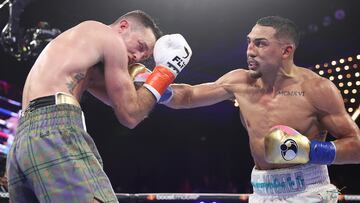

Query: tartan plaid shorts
[[6, 104, 118, 202]]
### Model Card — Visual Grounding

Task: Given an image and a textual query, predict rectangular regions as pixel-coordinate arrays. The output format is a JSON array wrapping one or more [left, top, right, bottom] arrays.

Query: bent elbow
[[125, 123, 137, 129], [127, 120, 140, 129], [122, 117, 140, 129], [113, 102, 148, 129], [119, 113, 146, 129]]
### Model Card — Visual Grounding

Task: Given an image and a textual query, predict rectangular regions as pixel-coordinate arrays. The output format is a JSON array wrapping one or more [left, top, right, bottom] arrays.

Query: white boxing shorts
[[250, 164, 338, 203]]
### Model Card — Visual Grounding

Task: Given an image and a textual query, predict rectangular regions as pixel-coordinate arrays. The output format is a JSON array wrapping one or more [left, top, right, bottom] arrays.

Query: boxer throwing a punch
[[6, 10, 192, 202], [160, 16, 360, 202]]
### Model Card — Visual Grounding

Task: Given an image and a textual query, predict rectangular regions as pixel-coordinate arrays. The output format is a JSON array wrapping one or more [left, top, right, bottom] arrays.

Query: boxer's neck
[[260, 64, 296, 93]]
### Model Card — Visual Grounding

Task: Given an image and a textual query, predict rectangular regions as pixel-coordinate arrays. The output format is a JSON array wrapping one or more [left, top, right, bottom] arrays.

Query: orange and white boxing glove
[[265, 125, 336, 165], [129, 63, 173, 103], [144, 34, 192, 101]]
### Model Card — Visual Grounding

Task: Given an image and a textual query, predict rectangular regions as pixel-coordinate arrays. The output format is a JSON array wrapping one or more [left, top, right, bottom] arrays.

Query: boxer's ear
[[282, 44, 295, 59], [118, 19, 129, 31]]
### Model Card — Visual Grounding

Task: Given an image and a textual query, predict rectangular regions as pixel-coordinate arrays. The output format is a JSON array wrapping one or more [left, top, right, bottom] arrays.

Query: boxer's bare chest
[[234, 82, 321, 168], [235, 82, 319, 140]]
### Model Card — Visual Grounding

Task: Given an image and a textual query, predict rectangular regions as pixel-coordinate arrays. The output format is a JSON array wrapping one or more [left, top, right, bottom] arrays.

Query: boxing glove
[[144, 34, 192, 101], [129, 63, 173, 103], [265, 125, 336, 165], [128, 63, 150, 89]]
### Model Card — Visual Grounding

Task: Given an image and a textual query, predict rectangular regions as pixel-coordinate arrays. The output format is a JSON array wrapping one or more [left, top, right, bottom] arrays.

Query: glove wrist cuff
[[144, 65, 175, 102], [309, 141, 336, 165], [159, 86, 173, 104]]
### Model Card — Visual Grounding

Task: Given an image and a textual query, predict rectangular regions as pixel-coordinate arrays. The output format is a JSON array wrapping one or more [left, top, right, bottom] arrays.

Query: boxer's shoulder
[[75, 20, 108, 30], [217, 68, 250, 85], [302, 75, 336, 95], [72, 21, 119, 42], [295, 67, 330, 91], [300, 73, 341, 112]]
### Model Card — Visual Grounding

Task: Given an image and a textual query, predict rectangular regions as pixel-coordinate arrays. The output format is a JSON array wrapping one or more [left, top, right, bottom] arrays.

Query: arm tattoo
[[66, 73, 86, 94]]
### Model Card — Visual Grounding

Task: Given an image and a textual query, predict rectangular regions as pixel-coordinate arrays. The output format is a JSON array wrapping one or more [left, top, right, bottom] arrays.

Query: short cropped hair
[[114, 10, 162, 40], [256, 16, 300, 48]]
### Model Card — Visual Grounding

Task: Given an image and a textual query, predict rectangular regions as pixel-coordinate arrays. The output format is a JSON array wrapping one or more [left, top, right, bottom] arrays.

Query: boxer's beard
[[249, 70, 262, 79]]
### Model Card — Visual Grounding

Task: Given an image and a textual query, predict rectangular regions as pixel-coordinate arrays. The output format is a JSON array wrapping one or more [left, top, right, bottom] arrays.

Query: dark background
[[0, 0, 359, 194]]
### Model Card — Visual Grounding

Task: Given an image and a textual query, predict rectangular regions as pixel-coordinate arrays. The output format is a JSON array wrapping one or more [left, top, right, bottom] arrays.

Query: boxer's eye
[[138, 43, 144, 51], [254, 40, 267, 48], [247, 38, 268, 48]]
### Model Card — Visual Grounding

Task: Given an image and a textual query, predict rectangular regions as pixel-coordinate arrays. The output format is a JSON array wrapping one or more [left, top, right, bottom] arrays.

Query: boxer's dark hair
[[114, 10, 162, 40], [257, 16, 300, 48]]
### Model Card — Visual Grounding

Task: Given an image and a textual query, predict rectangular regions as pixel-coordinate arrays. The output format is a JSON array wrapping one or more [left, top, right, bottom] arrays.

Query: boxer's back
[[22, 21, 116, 110]]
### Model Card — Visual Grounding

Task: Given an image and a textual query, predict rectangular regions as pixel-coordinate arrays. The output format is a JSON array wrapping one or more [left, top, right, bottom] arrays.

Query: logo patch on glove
[[167, 46, 191, 74], [182, 47, 190, 59], [280, 139, 298, 161]]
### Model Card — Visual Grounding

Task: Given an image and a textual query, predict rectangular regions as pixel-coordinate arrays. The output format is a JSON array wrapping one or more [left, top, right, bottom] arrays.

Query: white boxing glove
[[153, 34, 192, 76], [144, 34, 192, 101]]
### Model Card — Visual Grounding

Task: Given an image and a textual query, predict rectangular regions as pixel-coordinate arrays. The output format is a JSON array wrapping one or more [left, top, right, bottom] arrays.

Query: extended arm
[[164, 70, 245, 109], [165, 82, 233, 109]]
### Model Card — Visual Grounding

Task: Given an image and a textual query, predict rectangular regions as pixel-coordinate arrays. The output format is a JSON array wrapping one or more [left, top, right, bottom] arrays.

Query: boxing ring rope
[[0, 108, 18, 118], [0, 192, 357, 202], [0, 119, 12, 129], [0, 96, 21, 107], [0, 95, 19, 166], [0, 0, 9, 9], [115, 193, 360, 202], [0, 95, 21, 118]]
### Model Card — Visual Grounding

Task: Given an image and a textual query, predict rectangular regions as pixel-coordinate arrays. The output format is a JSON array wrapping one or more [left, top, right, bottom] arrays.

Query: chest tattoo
[[277, 90, 305, 96]]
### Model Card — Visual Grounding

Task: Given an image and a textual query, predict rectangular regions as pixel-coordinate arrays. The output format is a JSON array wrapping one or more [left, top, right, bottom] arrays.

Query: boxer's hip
[[251, 164, 335, 198], [16, 92, 85, 136]]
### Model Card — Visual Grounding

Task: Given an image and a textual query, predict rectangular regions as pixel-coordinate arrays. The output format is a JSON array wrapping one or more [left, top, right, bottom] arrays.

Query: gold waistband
[[54, 92, 80, 107], [20, 92, 80, 117]]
